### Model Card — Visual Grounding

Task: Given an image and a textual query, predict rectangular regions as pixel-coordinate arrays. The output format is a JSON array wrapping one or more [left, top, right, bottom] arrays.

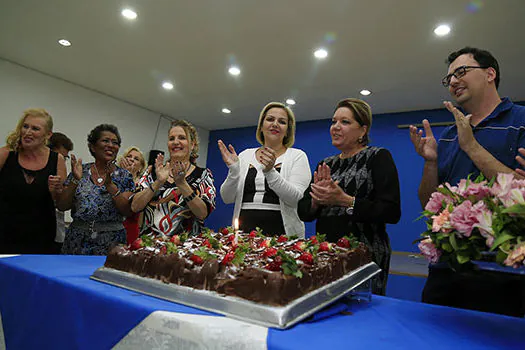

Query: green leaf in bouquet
[[442, 242, 453, 252], [502, 204, 525, 216], [489, 232, 515, 251], [449, 233, 458, 251], [496, 249, 508, 264], [456, 252, 470, 264]]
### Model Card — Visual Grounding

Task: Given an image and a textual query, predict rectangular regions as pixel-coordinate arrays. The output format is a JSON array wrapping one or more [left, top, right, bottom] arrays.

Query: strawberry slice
[[160, 245, 167, 255], [221, 251, 235, 265], [319, 241, 332, 252], [190, 254, 204, 265], [220, 227, 229, 235], [309, 236, 318, 244], [298, 252, 314, 265], [277, 235, 288, 243], [337, 237, 350, 248], [130, 238, 143, 251], [262, 247, 278, 258], [203, 239, 212, 248], [258, 239, 270, 248], [249, 230, 257, 238], [293, 241, 306, 251], [169, 235, 181, 245], [265, 256, 283, 271]]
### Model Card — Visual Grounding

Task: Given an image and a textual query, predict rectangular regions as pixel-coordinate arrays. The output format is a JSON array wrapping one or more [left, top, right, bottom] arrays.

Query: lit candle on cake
[[234, 218, 240, 233]]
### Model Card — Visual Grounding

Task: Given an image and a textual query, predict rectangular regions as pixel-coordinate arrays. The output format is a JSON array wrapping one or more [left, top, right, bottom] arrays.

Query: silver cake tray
[[90, 262, 380, 329]]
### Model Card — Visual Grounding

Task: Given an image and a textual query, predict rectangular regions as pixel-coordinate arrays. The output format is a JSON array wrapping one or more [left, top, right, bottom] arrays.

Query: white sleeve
[[264, 150, 311, 206], [219, 160, 241, 204]]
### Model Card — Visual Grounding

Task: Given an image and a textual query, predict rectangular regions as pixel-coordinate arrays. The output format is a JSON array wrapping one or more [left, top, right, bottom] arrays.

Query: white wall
[[0, 59, 209, 167]]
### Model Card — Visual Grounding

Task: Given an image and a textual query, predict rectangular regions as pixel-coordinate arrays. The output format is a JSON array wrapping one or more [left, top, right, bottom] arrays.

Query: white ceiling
[[1, 0, 524, 130]]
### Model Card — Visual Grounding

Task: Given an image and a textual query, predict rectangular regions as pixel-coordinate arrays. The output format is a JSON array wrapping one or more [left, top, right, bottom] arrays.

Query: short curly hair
[[169, 119, 200, 164], [87, 124, 121, 157]]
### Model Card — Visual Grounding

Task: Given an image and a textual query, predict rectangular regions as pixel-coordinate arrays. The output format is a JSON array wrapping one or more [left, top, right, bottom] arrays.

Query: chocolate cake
[[104, 229, 372, 306]]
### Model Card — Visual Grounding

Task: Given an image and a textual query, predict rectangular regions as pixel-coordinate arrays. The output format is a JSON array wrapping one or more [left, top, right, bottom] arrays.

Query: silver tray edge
[[90, 262, 380, 329]]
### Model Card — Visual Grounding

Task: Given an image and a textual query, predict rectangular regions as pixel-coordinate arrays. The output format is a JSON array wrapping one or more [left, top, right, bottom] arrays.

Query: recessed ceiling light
[[58, 39, 71, 47], [228, 66, 241, 76], [222, 108, 231, 114], [314, 48, 328, 59], [162, 82, 174, 90], [121, 8, 138, 20], [434, 24, 451, 36], [286, 99, 296, 105], [360, 89, 371, 96]]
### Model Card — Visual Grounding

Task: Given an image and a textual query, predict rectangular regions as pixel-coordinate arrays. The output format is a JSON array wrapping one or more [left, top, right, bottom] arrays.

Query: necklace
[[93, 165, 105, 184]]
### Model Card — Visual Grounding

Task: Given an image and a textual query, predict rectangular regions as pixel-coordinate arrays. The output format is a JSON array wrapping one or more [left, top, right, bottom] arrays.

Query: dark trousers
[[422, 266, 525, 317]]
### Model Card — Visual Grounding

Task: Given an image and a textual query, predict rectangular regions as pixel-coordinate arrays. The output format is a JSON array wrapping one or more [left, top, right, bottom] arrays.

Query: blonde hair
[[335, 98, 372, 145], [6, 109, 53, 151], [118, 146, 146, 177], [255, 102, 296, 148], [169, 119, 200, 164]]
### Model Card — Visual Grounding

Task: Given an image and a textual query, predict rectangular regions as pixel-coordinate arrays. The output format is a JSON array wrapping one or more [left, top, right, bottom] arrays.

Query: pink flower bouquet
[[417, 173, 525, 269]]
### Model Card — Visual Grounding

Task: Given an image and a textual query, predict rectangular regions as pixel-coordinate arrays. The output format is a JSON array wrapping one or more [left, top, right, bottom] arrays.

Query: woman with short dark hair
[[57, 124, 134, 255]]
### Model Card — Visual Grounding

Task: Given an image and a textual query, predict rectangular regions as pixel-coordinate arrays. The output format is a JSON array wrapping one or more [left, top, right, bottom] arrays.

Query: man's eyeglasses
[[441, 65, 488, 87]]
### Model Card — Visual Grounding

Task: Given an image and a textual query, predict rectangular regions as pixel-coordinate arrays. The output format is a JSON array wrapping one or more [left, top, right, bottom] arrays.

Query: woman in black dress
[[298, 98, 401, 295], [0, 109, 66, 254]]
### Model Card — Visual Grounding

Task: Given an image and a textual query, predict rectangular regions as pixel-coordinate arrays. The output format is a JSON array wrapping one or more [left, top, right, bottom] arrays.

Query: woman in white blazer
[[218, 102, 311, 238]]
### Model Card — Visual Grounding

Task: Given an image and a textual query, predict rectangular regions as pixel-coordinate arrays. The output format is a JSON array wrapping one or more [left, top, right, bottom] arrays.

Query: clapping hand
[[119, 156, 133, 172], [171, 160, 189, 185], [70, 154, 83, 181], [217, 140, 239, 166], [409, 119, 438, 162], [310, 163, 347, 207], [257, 147, 277, 173], [443, 101, 477, 153], [155, 154, 171, 183], [48, 175, 64, 195], [515, 148, 525, 177]]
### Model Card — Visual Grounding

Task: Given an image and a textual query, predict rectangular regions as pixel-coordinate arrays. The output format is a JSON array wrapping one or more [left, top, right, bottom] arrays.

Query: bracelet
[[184, 191, 197, 202], [112, 189, 121, 198], [71, 177, 80, 185]]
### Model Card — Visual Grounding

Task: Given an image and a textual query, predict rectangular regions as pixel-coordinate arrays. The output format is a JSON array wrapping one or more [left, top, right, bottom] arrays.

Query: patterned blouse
[[137, 166, 216, 237]]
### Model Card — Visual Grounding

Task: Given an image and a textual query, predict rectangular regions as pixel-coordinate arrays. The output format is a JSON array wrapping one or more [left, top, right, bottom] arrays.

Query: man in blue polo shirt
[[409, 47, 525, 317]]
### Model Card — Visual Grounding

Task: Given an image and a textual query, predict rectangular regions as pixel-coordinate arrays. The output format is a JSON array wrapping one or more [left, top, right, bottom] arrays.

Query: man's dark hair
[[446, 47, 500, 89], [87, 124, 121, 157], [49, 132, 73, 151]]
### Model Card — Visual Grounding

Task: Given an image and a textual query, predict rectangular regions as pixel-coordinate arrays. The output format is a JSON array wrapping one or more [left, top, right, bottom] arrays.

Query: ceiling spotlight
[[434, 24, 451, 36], [162, 82, 174, 90], [222, 108, 231, 114], [314, 48, 328, 59], [360, 89, 371, 96], [228, 66, 241, 76], [121, 8, 138, 20], [286, 99, 296, 105], [58, 39, 71, 47]]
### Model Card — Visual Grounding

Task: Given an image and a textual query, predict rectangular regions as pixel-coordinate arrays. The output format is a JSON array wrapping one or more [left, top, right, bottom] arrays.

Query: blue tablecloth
[[0, 255, 524, 349]]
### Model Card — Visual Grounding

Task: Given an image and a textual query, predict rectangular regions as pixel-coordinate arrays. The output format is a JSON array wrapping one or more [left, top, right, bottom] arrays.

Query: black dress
[[0, 150, 58, 254], [298, 147, 401, 295]]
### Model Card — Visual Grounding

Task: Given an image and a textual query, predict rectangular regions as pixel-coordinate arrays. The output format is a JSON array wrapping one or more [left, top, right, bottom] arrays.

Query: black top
[[241, 165, 281, 205], [297, 146, 401, 295], [0, 150, 58, 254]]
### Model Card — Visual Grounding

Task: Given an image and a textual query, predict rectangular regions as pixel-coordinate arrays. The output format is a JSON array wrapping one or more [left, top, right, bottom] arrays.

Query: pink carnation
[[449, 200, 485, 237], [456, 179, 491, 200], [425, 191, 453, 214], [418, 238, 442, 263], [431, 209, 452, 233], [472, 203, 494, 247], [503, 243, 525, 268]]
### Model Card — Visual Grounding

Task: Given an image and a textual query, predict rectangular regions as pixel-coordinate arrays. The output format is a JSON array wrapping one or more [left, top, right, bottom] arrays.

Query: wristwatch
[[345, 196, 355, 215]]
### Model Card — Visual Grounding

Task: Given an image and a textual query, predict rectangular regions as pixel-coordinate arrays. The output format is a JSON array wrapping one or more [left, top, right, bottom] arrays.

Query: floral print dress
[[62, 163, 134, 255]]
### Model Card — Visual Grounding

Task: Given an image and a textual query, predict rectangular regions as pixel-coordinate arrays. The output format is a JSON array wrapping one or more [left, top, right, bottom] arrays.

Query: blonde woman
[[118, 146, 147, 243], [131, 120, 216, 237], [0, 109, 66, 254], [218, 102, 311, 238]]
